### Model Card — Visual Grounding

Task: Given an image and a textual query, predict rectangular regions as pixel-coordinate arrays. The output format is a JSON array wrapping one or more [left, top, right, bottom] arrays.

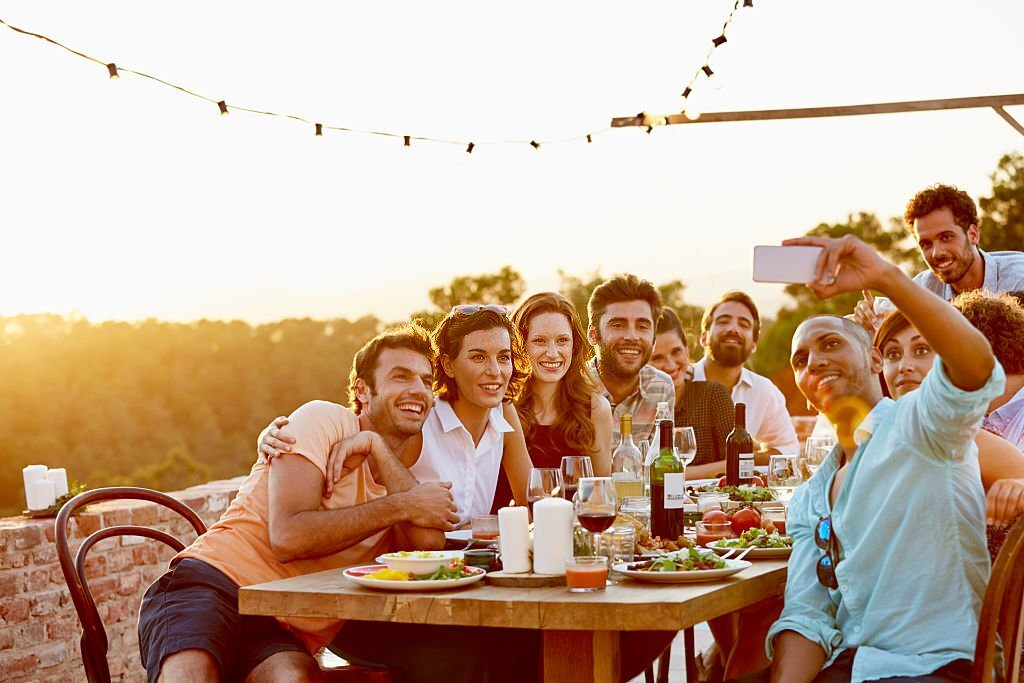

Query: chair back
[[55, 486, 207, 683], [974, 514, 1024, 683]]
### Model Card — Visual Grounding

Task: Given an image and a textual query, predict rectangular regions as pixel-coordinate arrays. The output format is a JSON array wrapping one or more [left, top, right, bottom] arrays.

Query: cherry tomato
[[731, 507, 762, 535]]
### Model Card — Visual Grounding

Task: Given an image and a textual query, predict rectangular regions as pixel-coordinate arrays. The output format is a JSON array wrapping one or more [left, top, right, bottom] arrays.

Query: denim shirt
[[767, 358, 1005, 682]]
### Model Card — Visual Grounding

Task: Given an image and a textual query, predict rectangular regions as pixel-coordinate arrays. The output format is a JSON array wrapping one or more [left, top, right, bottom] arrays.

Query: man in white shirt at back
[[692, 290, 799, 455]]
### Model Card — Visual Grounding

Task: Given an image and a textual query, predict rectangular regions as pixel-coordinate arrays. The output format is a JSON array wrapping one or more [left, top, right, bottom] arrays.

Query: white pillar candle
[[30, 479, 56, 511], [497, 506, 531, 574], [532, 497, 574, 576], [47, 468, 69, 498], [22, 465, 47, 510]]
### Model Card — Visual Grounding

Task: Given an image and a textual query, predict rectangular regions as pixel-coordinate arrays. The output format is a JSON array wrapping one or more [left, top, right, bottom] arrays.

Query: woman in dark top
[[649, 306, 734, 478], [491, 292, 612, 512]]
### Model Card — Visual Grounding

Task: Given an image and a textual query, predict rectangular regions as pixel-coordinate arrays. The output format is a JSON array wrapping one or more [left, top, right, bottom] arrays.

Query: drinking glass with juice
[[566, 556, 609, 592]]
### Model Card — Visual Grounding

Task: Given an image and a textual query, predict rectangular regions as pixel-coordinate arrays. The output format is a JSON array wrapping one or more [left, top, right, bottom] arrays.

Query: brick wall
[[0, 478, 242, 682]]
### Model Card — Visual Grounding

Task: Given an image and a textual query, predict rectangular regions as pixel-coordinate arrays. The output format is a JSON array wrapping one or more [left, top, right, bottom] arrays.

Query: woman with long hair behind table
[[491, 292, 612, 511]]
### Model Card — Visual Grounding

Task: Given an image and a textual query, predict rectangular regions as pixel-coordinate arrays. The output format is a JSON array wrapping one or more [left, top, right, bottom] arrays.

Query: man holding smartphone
[[767, 234, 1002, 682]]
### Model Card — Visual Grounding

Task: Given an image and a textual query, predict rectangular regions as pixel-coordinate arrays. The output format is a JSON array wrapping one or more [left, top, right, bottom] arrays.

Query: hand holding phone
[[752, 245, 824, 284]]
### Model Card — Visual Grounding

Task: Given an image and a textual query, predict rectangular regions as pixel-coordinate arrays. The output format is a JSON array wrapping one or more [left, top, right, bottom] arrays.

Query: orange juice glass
[[566, 556, 609, 592]]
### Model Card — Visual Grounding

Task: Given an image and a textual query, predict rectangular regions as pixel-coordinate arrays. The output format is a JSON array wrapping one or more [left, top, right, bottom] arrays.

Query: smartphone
[[752, 245, 823, 284]]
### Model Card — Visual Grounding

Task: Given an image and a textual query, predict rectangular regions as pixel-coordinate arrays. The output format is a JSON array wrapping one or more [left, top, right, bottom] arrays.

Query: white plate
[[344, 564, 486, 591], [444, 530, 473, 541], [612, 557, 752, 583], [705, 540, 792, 559]]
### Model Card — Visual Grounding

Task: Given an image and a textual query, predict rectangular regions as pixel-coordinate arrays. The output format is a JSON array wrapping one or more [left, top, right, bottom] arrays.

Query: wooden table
[[240, 561, 788, 682]]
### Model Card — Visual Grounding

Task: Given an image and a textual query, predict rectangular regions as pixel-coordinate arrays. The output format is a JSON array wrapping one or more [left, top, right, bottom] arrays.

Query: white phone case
[[752, 245, 823, 284]]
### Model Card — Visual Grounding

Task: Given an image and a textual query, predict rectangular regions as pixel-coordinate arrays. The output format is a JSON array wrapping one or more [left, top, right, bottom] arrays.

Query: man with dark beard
[[586, 274, 675, 447], [854, 183, 1024, 330], [692, 290, 799, 454]]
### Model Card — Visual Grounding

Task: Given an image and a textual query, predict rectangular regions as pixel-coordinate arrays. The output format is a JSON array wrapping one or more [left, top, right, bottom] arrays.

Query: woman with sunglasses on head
[[408, 304, 534, 523], [489, 292, 613, 513]]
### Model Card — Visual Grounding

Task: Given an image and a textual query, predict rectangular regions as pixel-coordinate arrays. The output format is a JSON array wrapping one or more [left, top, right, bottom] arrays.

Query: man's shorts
[[138, 558, 309, 683]]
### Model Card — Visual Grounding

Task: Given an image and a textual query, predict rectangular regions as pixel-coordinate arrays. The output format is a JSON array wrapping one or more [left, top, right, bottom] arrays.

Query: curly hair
[[587, 274, 663, 332], [951, 290, 1024, 374], [431, 309, 530, 404], [701, 290, 761, 342], [348, 323, 433, 414], [904, 184, 978, 233], [512, 292, 600, 456]]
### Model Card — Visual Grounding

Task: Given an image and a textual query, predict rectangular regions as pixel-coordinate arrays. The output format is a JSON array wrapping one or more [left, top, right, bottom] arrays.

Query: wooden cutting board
[[485, 571, 566, 587]]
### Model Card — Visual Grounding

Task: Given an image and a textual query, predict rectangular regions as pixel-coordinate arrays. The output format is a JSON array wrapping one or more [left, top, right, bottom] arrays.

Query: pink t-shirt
[[177, 400, 391, 652]]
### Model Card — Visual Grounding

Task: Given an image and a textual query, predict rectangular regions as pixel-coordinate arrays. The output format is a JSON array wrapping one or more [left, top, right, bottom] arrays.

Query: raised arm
[[785, 234, 994, 391]]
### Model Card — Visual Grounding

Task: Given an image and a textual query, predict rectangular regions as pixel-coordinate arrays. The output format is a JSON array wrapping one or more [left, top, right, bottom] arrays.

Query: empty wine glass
[[527, 468, 563, 519], [804, 436, 837, 476], [767, 455, 805, 511], [574, 477, 617, 570], [674, 427, 697, 467], [560, 456, 594, 501]]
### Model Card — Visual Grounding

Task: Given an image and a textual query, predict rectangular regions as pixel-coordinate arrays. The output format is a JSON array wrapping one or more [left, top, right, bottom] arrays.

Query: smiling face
[[525, 311, 573, 385], [702, 301, 756, 368], [913, 206, 979, 286], [442, 327, 513, 409], [356, 347, 434, 438], [791, 317, 882, 415], [650, 330, 689, 394], [880, 325, 935, 399], [589, 300, 655, 379]]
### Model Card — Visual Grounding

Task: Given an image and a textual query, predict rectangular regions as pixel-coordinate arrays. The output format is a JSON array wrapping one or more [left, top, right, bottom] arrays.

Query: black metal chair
[[55, 485, 391, 682]]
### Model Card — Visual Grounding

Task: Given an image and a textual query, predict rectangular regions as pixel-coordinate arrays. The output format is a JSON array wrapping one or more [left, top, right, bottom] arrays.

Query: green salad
[[698, 484, 775, 502], [634, 548, 727, 572], [713, 528, 793, 549], [415, 560, 475, 581]]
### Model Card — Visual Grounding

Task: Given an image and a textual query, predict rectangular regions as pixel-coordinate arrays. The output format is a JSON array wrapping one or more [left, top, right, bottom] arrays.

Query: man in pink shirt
[[139, 324, 482, 682]]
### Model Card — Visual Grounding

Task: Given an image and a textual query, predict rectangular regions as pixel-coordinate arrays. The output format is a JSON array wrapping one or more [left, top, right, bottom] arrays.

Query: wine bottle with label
[[611, 414, 644, 502], [726, 403, 755, 486], [650, 418, 685, 540]]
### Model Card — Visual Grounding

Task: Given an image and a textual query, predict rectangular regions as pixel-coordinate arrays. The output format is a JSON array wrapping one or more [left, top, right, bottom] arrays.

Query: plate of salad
[[613, 548, 751, 583], [705, 528, 793, 558], [344, 559, 486, 591]]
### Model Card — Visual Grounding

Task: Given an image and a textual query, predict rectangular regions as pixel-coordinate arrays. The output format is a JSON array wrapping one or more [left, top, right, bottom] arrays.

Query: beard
[[931, 242, 976, 285], [364, 391, 424, 438], [708, 336, 751, 368], [595, 338, 652, 380]]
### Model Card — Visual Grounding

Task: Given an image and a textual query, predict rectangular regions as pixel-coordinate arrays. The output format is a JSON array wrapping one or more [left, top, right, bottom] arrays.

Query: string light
[[0, 15, 731, 153], [678, 0, 749, 110], [744, 0, 753, 7]]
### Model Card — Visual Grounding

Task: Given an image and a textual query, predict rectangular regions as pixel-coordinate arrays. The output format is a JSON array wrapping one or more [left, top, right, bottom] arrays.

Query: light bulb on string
[[217, 100, 229, 116], [106, 63, 118, 79]]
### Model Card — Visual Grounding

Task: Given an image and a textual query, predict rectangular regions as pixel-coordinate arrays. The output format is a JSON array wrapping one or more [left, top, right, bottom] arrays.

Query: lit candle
[[47, 468, 69, 498], [498, 506, 531, 574], [30, 479, 56, 511], [532, 497, 574, 576], [22, 465, 47, 510]]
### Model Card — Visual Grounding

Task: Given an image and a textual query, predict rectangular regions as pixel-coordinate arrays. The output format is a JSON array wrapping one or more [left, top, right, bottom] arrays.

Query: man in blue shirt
[[854, 184, 1024, 330], [767, 234, 1004, 682]]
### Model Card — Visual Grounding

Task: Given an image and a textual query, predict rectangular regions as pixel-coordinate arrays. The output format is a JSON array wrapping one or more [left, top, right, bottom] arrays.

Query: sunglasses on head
[[815, 516, 840, 589], [450, 304, 509, 316]]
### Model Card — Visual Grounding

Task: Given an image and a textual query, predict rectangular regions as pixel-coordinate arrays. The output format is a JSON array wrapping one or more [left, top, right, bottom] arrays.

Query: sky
[[1, 0, 1022, 324]]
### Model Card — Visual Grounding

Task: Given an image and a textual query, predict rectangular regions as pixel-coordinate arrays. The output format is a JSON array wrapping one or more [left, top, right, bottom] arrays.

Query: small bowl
[[375, 550, 463, 576]]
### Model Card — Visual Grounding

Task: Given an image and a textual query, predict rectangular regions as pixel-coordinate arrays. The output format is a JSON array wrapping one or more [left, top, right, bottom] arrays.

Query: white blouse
[[411, 399, 513, 523]]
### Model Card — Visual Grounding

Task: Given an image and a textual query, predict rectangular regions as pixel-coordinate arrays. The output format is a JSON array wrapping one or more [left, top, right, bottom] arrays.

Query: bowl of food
[[376, 550, 464, 576]]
